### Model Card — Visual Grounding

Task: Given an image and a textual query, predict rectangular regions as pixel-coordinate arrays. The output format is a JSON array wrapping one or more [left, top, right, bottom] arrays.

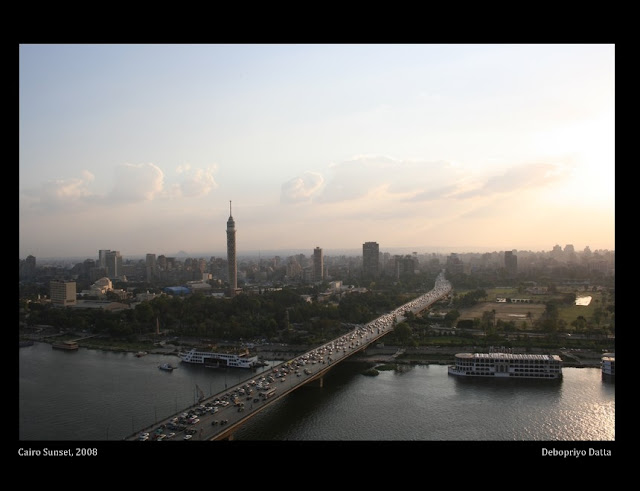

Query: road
[[128, 274, 452, 441]]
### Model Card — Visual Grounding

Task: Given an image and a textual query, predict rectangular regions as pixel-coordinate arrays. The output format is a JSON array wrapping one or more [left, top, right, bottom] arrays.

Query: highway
[[127, 272, 452, 441]]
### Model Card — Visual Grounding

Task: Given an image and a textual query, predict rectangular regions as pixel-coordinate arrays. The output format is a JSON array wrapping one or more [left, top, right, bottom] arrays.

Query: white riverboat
[[601, 353, 615, 378], [178, 347, 259, 369], [448, 351, 563, 379]]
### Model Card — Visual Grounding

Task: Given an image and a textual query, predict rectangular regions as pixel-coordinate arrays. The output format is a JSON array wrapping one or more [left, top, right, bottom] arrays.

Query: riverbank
[[359, 345, 605, 368], [28, 334, 605, 368], [254, 344, 606, 368]]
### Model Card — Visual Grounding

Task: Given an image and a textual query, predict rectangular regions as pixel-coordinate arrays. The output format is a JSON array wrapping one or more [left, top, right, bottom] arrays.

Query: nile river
[[19, 342, 614, 441]]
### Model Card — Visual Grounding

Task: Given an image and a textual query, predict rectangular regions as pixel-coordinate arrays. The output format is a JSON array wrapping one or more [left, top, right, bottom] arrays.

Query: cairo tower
[[226, 201, 237, 297]]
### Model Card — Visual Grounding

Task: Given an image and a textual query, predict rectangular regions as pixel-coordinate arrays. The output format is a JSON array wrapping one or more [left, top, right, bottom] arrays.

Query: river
[[19, 342, 614, 443]]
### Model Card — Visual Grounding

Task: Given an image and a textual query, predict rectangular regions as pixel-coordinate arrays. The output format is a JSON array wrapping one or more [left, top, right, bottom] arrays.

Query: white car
[[184, 434, 193, 440]]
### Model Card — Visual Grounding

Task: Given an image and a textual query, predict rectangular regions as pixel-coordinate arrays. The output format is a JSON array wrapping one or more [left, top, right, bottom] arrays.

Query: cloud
[[109, 163, 164, 202], [454, 163, 568, 200], [20, 173, 96, 212], [280, 171, 324, 203], [311, 155, 461, 204], [20, 162, 220, 215], [405, 184, 461, 202], [177, 165, 218, 198]]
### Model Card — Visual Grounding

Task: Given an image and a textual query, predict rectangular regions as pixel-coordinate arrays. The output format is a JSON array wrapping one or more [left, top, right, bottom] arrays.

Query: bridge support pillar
[[307, 376, 324, 388]]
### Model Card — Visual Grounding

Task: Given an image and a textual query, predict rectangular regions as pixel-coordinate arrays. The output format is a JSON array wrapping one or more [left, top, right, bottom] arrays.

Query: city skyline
[[19, 44, 615, 259]]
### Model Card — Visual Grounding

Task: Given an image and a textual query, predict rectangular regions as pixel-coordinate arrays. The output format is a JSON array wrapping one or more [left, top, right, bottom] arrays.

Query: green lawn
[[456, 288, 610, 331]]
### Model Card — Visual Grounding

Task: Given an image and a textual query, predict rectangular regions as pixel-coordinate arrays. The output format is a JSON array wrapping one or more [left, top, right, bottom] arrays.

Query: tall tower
[[226, 201, 237, 296]]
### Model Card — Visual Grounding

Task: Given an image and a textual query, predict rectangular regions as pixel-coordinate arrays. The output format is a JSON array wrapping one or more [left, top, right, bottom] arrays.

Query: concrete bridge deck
[[126, 274, 452, 441]]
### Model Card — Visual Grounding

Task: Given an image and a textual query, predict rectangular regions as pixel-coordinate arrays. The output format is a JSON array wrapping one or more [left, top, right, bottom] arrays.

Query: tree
[[393, 322, 413, 345], [444, 309, 460, 327]]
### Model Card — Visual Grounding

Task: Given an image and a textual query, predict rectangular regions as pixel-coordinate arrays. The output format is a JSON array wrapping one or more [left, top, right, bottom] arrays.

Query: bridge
[[126, 272, 452, 441]]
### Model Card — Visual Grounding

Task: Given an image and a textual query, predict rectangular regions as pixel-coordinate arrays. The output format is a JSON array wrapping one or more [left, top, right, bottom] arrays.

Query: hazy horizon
[[23, 243, 614, 263], [19, 44, 615, 259]]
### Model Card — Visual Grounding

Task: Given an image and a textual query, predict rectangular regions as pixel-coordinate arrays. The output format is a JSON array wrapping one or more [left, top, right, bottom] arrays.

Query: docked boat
[[19, 340, 34, 348], [52, 340, 79, 351], [448, 350, 562, 379], [158, 363, 176, 371], [601, 353, 615, 379], [135, 351, 148, 357], [178, 347, 259, 369]]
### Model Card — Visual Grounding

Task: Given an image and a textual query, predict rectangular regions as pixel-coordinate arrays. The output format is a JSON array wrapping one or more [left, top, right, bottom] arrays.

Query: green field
[[456, 287, 608, 330]]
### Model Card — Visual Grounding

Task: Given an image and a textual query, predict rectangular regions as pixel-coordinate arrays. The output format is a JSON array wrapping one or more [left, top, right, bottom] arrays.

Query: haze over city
[[19, 44, 615, 259]]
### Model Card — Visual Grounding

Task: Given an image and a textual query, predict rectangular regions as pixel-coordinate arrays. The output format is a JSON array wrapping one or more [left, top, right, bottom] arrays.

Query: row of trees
[[20, 286, 417, 344]]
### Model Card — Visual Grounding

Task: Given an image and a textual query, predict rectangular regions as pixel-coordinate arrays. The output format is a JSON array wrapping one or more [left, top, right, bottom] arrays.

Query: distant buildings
[[20, 235, 615, 299]]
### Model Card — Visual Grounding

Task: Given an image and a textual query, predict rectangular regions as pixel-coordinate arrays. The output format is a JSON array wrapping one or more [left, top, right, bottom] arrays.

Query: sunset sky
[[19, 44, 615, 259]]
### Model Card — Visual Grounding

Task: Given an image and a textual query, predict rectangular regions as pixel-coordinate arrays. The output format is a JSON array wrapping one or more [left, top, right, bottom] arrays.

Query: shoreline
[[28, 337, 606, 368], [255, 345, 605, 368]]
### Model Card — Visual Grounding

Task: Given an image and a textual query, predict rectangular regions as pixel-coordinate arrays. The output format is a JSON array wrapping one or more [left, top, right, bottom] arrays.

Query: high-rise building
[[105, 250, 122, 279], [313, 247, 324, 282], [50, 279, 77, 306], [446, 253, 464, 275], [146, 254, 157, 281], [362, 241, 380, 279], [505, 250, 518, 276], [98, 249, 110, 269], [226, 201, 237, 296], [20, 255, 36, 280]]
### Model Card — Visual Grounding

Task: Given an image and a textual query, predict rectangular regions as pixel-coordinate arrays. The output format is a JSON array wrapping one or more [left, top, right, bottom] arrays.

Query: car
[[184, 434, 193, 440], [211, 420, 219, 425], [156, 434, 167, 441], [166, 432, 176, 439]]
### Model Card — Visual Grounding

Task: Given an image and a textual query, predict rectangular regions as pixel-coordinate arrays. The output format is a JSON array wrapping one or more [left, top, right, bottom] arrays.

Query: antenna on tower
[[229, 200, 232, 216]]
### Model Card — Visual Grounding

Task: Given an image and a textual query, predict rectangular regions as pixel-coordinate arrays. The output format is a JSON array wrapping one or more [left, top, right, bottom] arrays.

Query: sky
[[19, 44, 615, 259]]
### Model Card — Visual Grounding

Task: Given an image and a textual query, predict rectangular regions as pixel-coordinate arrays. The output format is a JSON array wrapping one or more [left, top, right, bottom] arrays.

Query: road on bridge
[[128, 273, 452, 441]]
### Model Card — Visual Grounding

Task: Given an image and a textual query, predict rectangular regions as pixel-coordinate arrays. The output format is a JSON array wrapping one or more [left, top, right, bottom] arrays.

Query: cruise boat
[[448, 351, 563, 379], [178, 347, 259, 369], [601, 353, 615, 379], [52, 341, 79, 351]]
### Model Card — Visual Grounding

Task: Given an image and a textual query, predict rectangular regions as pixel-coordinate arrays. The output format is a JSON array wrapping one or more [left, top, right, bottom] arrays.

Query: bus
[[260, 387, 276, 399]]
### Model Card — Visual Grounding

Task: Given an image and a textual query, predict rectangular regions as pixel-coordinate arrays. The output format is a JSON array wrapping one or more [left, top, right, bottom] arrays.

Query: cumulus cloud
[[110, 163, 164, 202], [281, 171, 324, 203], [177, 165, 218, 198], [20, 172, 96, 212]]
